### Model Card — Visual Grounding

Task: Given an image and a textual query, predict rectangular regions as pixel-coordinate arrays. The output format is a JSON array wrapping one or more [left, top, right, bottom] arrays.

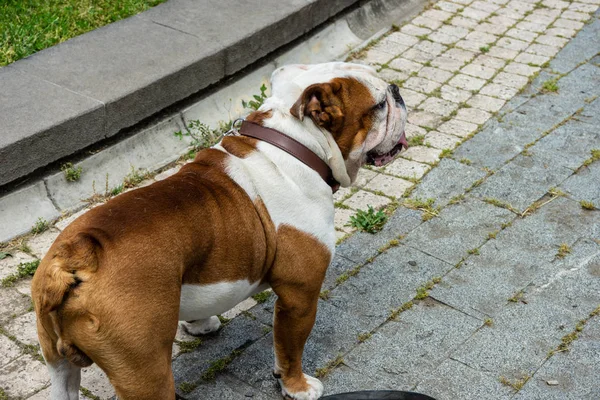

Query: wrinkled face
[[271, 62, 408, 180]]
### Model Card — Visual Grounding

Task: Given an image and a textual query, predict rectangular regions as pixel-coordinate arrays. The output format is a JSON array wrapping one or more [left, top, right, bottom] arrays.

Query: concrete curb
[[0, 0, 428, 243]]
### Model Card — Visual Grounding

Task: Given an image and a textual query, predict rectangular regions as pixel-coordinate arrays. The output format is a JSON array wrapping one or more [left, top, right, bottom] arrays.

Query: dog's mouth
[[366, 131, 408, 167]]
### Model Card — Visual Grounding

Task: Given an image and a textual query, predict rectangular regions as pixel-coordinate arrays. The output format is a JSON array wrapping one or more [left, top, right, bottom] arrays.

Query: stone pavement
[[1, 0, 600, 397]]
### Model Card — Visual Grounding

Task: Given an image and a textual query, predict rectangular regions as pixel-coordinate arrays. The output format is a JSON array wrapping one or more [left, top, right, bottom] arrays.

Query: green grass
[[1, 0, 167, 66], [348, 206, 388, 233], [1, 260, 41, 287]]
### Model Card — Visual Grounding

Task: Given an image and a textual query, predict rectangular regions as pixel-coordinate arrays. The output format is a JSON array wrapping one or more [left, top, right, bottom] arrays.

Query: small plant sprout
[[580, 200, 595, 210], [408, 134, 425, 147], [315, 355, 344, 378], [242, 83, 268, 111], [479, 45, 490, 53], [252, 290, 272, 303], [404, 197, 440, 221], [484, 318, 493, 327], [31, 217, 49, 234], [348, 206, 388, 233], [541, 78, 559, 93], [556, 243, 571, 258], [357, 332, 372, 342], [582, 149, 600, 166], [467, 248, 480, 255], [61, 162, 83, 182]]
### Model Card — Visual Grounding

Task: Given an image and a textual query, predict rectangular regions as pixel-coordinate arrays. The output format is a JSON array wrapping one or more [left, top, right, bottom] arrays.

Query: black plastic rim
[[320, 390, 437, 400]]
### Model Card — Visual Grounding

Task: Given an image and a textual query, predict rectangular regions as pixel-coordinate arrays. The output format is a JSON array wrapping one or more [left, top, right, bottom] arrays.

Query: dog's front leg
[[271, 281, 324, 400]]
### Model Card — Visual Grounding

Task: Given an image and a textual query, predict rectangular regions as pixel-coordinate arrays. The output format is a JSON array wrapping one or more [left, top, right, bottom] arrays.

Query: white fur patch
[[47, 359, 81, 400], [279, 373, 324, 400], [179, 280, 267, 321]]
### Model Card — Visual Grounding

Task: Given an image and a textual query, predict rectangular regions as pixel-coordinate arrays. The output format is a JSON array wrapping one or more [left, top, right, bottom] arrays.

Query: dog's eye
[[374, 99, 387, 110]]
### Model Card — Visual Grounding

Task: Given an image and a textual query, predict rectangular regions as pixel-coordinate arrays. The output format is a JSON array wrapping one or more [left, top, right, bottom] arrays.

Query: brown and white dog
[[32, 62, 407, 400]]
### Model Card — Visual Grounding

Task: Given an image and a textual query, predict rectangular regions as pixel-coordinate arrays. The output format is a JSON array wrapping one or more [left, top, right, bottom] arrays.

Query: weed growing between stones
[[508, 290, 525, 304], [175, 120, 227, 158], [61, 162, 83, 182], [541, 78, 559, 93], [408, 134, 426, 147], [1, 260, 41, 287], [202, 349, 243, 381], [242, 84, 268, 111], [123, 166, 151, 188], [556, 243, 571, 258], [499, 374, 530, 391], [580, 200, 596, 210], [31, 217, 49, 234], [80, 388, 100, 400], [404, 197, 440, 221], [252, 290, 272, 304], [0, 388, 7, 400], [357, 332, 372, 343], [315, 355, 344, 378], [484, 318, 493, 327], [388, 301, 414, 320], [348, 206, 388, 233], [177, 338, 203, 354]]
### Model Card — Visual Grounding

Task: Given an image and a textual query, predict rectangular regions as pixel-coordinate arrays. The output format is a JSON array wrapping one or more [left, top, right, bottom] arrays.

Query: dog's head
[[270, 62, 408, 185]]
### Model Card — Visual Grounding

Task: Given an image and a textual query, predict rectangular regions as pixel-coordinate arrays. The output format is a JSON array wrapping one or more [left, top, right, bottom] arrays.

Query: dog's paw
[[181, 316, 221, 336], [278, 373, 323, 400]]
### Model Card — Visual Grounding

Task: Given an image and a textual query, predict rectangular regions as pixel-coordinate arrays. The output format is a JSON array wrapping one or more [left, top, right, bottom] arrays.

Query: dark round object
[[321, 390, 436, 400]]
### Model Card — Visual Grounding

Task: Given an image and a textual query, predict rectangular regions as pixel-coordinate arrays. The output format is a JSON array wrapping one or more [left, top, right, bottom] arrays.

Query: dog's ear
[[290, 81, 344, 133]]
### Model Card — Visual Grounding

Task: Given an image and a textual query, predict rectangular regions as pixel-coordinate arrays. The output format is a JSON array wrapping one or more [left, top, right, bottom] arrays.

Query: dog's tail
[[32, 231, 101, 367]]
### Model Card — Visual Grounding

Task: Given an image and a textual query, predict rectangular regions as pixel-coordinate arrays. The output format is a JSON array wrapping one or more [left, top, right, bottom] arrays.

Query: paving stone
[[402, 48, 437, 63], [497, 6, 526, 19], [503, 62, 540, 76], [554, 18, 585, 30], [417, 67, 454, 83], [400, 146, 442, 164], [475, 22, 511, 35], [438, 24, 470, 39], [399, 88, 427, 108], [467, 94, 506, 112], [523, 13, 556, 26], [472, 155, 574, 212], [55, 207, 91, 231], [422, 9, 455, 21], [461, 6, 492, 20], [335, 206, 424, 265], [450, 15, 480, 29], [0, 355, 50, 398], [480, 83, 519, 99], [404, 197, 514, 264], [221, 297, 259, 321], [389, 58, 423, 74], [364, 48, 395, 64], [27, 228, 60, 259], [472, 54, 507, 69], [493, 72, 529, 90], [536, 34, 569, 47], [451, 249, 600, 378], [343, 190, 391, 210], [0, 251, 36, 281], [330, 247, 453, 323], [466, 30, 498, 44], [487, 46, 519, 60], [497, 37, 530, 51], [513, 318, 600, 400], [373, 39, 410, 56], [172, 314, 269, 385], [400, 24, 432, 37], [354, 168, 379, 187], [560, 162, 600, 205], [425, 131, 463, 149], [550, 17, 600, 73], [322, 365, 397, 396], [569, 2, 598, 12], [530, 120, 600, 170], [344, 299, 481, 388], [456, 38, 489, 52], [332, 186, 352, 202], [505, 28, 539, 43], [0, 335, 21, 368], [415, 358, 514, 400], [488, 15, 519, 27], [186, 374, 275, 400], [440, 84, 473, 103], [335, 208, 356, 233], [322, 255, 360, 291], [378, 68, 410, 83], [5, 312, 38, 346], [436, 0, 465, 12], [456, 107, 492, 124], [412, 16, 443, 30], [562, 9, 593, 20], [404, 123, 428, 139], [365, 174, 413, 199], [81, 364, 116, 399], [546, 27, 578, 39], [0, 287, 31, 325], [387, 32, 421, 47], [420, 97, 459, 117], [383, 158, 431, 180], [431, 55, 467, 72], [408, 111, 443, 129], [437, 118, 479, 137], [444, 48, 477, 63], [461, 63, 497, 79], [526, 43, 562, 57], [449, 74, 487, 91], [430, 204, 600, 319]]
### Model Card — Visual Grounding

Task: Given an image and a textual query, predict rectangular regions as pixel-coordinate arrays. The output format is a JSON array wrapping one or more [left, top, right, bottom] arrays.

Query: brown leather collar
[[239, 120, 340, 193]]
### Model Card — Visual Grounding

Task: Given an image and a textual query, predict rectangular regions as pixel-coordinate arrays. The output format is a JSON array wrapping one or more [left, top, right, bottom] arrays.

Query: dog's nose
[[389, 84, 405, 109]]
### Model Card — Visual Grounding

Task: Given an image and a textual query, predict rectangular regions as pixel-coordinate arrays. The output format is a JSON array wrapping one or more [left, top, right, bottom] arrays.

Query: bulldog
[[32, 62, 408, 400]]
